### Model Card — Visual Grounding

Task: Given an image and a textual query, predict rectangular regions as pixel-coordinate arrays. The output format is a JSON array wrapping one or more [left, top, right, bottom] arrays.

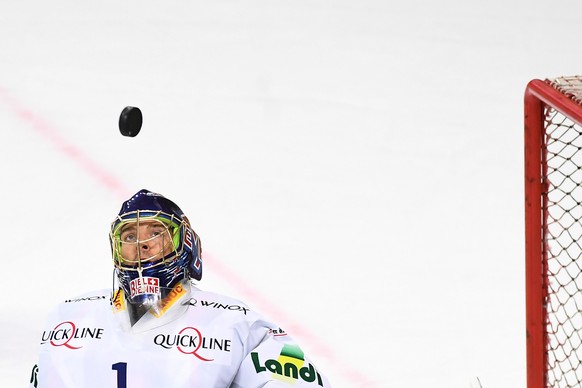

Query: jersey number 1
[[112, 362, 127, 388]]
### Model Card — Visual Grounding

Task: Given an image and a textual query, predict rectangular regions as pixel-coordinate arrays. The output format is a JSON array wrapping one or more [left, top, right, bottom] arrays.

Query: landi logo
[[252, 344, 324, 386], [153, 326, 231, 361], [41, 321, 104, 349]]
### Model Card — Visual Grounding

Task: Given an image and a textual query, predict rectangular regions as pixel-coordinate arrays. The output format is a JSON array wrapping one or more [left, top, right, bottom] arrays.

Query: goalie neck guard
[[109, 189, 202, 326]]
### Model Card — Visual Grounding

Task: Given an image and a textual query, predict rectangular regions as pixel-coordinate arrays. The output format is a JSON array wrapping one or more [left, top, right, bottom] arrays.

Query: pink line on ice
[[0, 86, 130, 201], [0, 86, 377, 387], [205, 252, 377, 386]]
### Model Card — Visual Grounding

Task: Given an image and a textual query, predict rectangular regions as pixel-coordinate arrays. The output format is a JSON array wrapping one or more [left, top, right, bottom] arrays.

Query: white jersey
[[29, 284, 331, 388]]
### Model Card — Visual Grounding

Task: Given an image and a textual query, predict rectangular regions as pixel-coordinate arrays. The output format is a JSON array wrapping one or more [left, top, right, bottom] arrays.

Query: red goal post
[[525, 76, 582, 388]]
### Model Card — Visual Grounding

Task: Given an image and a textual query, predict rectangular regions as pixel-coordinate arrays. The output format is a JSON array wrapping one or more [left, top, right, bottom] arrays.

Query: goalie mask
[[109, 189, 202, 326]]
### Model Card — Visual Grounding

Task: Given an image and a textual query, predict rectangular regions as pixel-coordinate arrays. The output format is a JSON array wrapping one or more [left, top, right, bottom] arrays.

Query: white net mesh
[[543, 75, 582, 386]]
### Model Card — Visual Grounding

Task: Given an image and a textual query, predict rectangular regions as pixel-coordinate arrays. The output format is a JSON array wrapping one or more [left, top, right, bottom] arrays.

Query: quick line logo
[[153, 326, 231, 361], [41, 321, 104, 349]]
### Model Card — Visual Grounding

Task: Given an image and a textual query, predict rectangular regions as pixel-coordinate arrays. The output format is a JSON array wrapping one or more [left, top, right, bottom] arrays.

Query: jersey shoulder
[[188, 287, 280, 327], [191, 287, 250, 307], [47, 288, 111, 316], [188, 288, 255, 317], [60, 288, 111, 303]]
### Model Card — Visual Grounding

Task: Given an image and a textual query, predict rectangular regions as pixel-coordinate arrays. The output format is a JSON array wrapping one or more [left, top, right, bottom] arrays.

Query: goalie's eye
[[120, 231, 137, 242]]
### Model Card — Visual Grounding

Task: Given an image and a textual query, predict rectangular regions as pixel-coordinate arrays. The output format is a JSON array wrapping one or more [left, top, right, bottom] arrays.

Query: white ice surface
[[2, 1, 582, 387]]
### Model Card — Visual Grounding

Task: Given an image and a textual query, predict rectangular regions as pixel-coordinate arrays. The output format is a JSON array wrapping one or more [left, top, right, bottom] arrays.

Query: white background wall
[[2, 1, 582, 387]]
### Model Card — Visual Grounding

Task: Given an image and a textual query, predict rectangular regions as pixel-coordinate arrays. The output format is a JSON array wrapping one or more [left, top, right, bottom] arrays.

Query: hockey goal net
[[525, 76, 582, 388]]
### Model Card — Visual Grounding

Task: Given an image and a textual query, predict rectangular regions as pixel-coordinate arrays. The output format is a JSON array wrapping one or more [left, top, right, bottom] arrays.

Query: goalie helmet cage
[[525, 76, 582, 388]]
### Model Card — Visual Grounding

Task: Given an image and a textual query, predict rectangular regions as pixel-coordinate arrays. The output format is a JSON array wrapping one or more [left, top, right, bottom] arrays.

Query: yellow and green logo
[[251, 344, 324, 386]]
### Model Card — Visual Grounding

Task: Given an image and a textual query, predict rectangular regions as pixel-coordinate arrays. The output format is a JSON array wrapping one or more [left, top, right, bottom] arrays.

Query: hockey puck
[[119, 106, 142, 137]]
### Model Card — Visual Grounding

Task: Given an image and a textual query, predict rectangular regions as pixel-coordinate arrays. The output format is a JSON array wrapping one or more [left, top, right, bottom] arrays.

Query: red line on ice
[[0, 86, 129, 200]]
